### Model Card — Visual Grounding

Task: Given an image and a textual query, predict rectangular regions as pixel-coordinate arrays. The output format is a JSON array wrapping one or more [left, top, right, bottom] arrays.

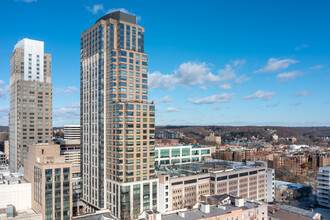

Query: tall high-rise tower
[[80, 11, 157, 219], [9, 39, 53, 172]]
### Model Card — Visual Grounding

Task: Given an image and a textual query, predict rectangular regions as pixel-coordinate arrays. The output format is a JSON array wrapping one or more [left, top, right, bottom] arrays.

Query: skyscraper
[[80, 11, 157, 219], [9, 39, 53, 172]]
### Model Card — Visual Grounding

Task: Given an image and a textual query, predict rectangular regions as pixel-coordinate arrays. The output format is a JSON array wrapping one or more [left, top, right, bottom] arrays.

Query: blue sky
[[0, 0, 330, 126]]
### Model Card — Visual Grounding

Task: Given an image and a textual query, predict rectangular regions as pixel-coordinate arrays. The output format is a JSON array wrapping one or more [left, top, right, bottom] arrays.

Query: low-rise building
[[0, 172, 31, 212], [157, 160, 267, 213], [155, 144, 212, 166], [161, 195, 267, 220], [24, 144, 72, 220], [63, 125, 80, 140], [268, 204, 322, 220], [274, 180, 312, 204]]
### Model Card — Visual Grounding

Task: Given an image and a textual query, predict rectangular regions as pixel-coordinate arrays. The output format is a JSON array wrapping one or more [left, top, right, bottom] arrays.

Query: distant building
[[274, 180, 312, 204], [156, 130, 180, 139], [155, 139, 179, 145], [0, 141, 9, 163], [273, 154, 308, 174], [161, 195, 268, 220], [288, 137, 297, 144], [317, 166, 330, 208], [155, 144, 212, 166], [205, 132, 221, 145], [63, 125, 80, 140], [0, 152, 5, 165], [157, 160, 267, 213], [59, 139, 82, 216], [310, 153, 330, 171], [272, 134, 279, 142], [0, 172, 31, 212], [266, 168, 275, 203], [24, 144, 72, 220], [268, 204, 322, 220]]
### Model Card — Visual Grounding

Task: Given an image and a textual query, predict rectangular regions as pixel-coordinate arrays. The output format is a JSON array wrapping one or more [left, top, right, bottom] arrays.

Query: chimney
[[200, 203, 210, 213], [235, 198, 244, 207], [178, 211, 185, 218]]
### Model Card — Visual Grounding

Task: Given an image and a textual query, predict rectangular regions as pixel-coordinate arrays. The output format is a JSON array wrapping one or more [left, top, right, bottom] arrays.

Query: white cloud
[[158, 96, 172, 103], [217, 64, 236, 81], [295, 44, 308, 51], [255, 58, 298, 73], [0, 106, 10, 126], [0, 106, 9, 113], [0, 83, 10, 98], [53, 102, 80, 127], [149, 60, 247, 90], [204, 73, 221, 84], [276, 71, 302, 82], [296, 90, 311, 97], [166, 107, 179, 112], [291, 102, 302, 106], [219, 84, 231, 90], [86, 4, 104, 14], [244, 90, 276, 101], [310, 65, 324, 70], [15, 0, 37, 2], [233, 59, 246, 68], [55, 86, 78, 95], [175, 62, 210, 85], [234, 75, 251, 84], [148, 71, 175, 91], [188, 93, 234, 104]]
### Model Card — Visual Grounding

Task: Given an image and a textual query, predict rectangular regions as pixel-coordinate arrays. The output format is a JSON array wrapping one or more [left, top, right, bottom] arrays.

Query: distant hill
[[156, 125, 330, 145]]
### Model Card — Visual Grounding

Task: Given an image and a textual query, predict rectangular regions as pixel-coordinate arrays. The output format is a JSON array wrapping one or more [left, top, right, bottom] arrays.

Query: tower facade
[[9, 39, 53, 172], [80, 11, 157, 219]]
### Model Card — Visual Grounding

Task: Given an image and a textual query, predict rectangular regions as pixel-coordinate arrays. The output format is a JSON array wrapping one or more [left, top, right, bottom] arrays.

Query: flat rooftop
[[155, 144, 211, 149], [157, 160, 265, 177], [274, 180, 309, 189], [162, 197, 263, 220]]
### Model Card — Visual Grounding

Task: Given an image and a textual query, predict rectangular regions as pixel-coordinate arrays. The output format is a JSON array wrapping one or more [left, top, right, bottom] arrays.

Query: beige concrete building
[[157, 160, 267, 213], [205, 133, 221, 145], [9, 39, 52, 172], [80, 11, 157, 219], [24, 144, 72, 220]]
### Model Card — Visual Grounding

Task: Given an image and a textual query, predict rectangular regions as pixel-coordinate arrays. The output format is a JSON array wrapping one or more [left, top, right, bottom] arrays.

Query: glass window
[[160, 149, 169, 158], [182, 148, 190, 156], [171, 148, 180, 157]]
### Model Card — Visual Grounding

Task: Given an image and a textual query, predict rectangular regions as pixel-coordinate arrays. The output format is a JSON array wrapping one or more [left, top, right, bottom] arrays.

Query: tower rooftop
[[96, 11, 136, 24]]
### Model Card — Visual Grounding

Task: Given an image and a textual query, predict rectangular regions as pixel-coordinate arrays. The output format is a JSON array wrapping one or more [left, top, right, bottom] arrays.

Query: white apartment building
[[63, 125, 80, 140], [317, 166, 330, 208], [266, 168, 275, 202], [155, 144, 212, 166]]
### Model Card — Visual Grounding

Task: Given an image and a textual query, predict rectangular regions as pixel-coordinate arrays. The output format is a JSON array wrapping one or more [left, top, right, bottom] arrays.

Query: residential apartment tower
[[80, 11, 157, 219], [9, 39, 52, 172]]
